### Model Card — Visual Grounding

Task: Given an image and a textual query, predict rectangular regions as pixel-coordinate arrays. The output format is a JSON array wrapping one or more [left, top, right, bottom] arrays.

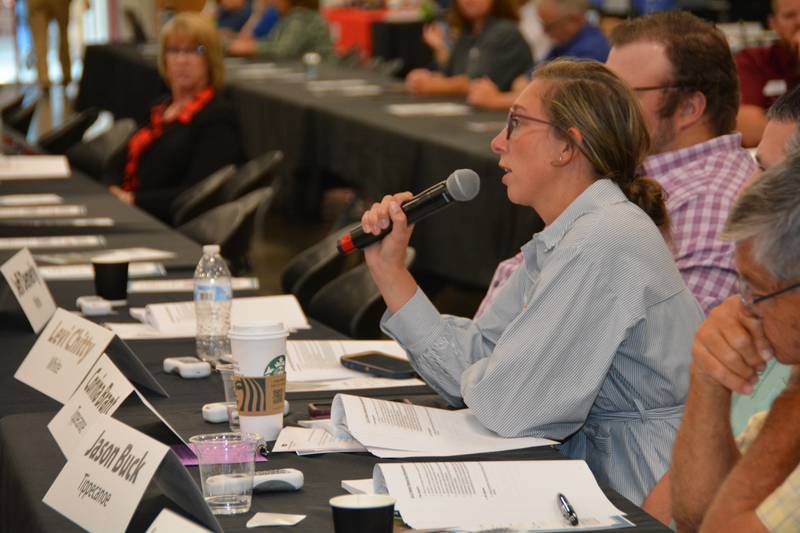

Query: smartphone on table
[[339, 351, 417, 379]]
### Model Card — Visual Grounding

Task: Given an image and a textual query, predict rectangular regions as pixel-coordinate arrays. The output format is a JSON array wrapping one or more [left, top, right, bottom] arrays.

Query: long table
[[0, 153, 666, 532], [76, 44, 543, 288]]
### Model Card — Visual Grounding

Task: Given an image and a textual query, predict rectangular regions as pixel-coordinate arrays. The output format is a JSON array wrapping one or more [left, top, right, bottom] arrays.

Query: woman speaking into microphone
[[359, 59, 703, 505]]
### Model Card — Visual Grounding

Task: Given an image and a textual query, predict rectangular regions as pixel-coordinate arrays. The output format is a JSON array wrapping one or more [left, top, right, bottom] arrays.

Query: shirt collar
[[642, 133, 744, 177], [523, 179, 627, 260]]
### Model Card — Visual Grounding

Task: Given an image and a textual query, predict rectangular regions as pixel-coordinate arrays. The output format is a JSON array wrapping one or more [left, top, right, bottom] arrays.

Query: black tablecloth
[[77, 44, 544, 288]]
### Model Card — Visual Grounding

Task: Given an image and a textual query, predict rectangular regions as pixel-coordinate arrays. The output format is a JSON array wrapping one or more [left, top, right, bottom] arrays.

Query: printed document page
[[330, 394, 555, 457], [373, 460, 632, 531], [143, 295, 310, 334], [273, 426, 366, 454], [286, 340, 409, 381]]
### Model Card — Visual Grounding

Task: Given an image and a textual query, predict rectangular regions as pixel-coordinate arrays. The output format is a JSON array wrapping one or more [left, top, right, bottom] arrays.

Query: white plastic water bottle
[[194, 244, 232, 363]]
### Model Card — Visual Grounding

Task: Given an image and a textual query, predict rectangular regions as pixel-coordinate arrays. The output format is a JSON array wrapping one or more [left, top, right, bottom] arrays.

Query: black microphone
[[336, 169, 480, 255]]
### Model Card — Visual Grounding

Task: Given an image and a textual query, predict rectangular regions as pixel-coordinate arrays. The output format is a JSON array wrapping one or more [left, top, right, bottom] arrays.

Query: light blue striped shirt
[[382, 179, 704, 504]]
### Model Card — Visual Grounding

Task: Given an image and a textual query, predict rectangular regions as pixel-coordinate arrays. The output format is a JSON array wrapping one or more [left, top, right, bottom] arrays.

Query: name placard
[[43, 415, 168, 533], [48, 354, 135, 457], [15, 308, 113, 403], [0, 248, 56, 332], [146, 509, 212, 533]]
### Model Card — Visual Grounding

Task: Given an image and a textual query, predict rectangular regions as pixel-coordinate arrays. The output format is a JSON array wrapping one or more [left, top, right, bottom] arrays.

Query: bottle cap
[[203, 244, 221, 255]]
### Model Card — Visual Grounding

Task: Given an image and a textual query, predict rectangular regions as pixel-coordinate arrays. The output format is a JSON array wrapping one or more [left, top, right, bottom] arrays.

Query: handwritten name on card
[[48, 354, 135, 457], [15, 308, 114, 403], [43, 416, 168, 532], [0, 248, 56, 332]]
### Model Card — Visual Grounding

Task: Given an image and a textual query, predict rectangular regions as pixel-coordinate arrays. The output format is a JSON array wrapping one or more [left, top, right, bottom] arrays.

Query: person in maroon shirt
[[736, 0, 800, 147]]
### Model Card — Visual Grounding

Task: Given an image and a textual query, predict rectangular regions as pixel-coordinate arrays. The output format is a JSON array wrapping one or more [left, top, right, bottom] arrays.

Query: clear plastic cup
[[189, 432, 259, 515], [216, 364, 239, 431]]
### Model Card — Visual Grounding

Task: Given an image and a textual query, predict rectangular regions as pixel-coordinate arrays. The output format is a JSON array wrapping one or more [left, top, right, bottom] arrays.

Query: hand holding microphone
[[354, 169, 480, 314], [337, 169, 481, 255]]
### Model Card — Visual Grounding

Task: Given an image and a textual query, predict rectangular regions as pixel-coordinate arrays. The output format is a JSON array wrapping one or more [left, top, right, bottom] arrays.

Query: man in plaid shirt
[[475, 12, 754, 318]]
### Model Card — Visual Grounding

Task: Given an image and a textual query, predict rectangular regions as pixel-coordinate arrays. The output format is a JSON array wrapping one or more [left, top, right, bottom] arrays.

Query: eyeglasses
[[631, 83, 691, 93], [506, 110, 557, 140], [165, 45, 207, 57], [738, 276, 800, 316]]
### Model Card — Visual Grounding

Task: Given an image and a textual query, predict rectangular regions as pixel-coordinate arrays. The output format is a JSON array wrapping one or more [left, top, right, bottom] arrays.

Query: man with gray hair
[[670, 153, 800, 531]]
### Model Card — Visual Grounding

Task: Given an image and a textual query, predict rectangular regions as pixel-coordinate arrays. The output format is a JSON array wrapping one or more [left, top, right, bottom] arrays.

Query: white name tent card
[[39, 261, 166, 281], [43, 415, 222, 533], [146, 509, 212, 532], [48, 354, 136, 457], [127, 276, 259, 294], [0, 216, 115, 228], [0, 248, 56, 332], [0, 204, 86, 219], [15, 308, 114, 402], [372, 460, 632, 531], [330, 394, 556, 458], [0, 235, 105, 250], [0, 155, 70, 179], [0, 193, 63, 205], [35, 247, 175, 265], [15, 308, 168, 403]]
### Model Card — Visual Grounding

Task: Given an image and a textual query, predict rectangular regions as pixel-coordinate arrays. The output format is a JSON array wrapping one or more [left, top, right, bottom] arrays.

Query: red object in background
[[323, 7, 388, 60]]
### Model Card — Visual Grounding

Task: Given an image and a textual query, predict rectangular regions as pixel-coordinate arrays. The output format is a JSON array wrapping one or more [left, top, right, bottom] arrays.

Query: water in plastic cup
[[189, 432, 259, 515], [217, 364, 239, 431]]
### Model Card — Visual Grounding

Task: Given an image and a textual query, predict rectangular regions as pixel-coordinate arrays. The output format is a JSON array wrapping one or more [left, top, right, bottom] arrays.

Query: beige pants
[[28, 0, 72, 86]]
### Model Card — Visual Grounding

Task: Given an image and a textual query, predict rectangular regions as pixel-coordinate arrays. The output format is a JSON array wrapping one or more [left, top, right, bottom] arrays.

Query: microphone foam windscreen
[[446, 169, 480, 202]]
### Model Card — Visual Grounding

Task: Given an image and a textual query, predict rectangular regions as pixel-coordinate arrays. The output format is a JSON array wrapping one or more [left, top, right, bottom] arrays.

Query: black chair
[[67, 117, 137, 183], [6, 97, 40, 137], [37, 107, 100, 154], [171, 164, 237, 226], [177, 186, 276, 274], [280, 223, 362, 310], [0, 93, 24, 123], [307, 248, 415, 339], [218, 150, 284, 203], [123, 8, 149, 44]]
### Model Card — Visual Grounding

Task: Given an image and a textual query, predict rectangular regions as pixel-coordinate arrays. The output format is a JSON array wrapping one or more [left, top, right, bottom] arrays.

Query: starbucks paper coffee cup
[[229, 321, 288, 441]]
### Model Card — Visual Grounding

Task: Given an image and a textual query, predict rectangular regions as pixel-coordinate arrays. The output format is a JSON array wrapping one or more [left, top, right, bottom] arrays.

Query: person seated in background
[[215, 0, 253, 35], [519, 0, 552, 63], [404, 0, 533, 96], [237, 0, 281, 39], [361, 59, 703, 504], [226, 0, 332, 60], [670, 153, 800, 532], [735, 0, 800, 148], [475, 11, 754, 318], [633, 85, 800, 528], [467, 0, 609, 110], [109, 13, 244, 224]]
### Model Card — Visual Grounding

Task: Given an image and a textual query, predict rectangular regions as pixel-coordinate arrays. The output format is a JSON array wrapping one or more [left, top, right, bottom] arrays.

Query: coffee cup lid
[[229, 320, 288, 338]]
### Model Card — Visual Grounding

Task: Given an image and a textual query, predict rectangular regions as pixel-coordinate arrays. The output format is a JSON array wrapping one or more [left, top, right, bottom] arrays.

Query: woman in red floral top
[[110, 12, 244, 223]]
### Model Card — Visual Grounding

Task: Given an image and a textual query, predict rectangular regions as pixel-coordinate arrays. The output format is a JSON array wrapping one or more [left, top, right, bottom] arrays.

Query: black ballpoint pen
[[557, 492, 580, 526]]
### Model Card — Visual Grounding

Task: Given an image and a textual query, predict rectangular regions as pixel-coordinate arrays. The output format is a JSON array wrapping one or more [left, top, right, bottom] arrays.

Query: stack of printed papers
[[330, 394, 556, 458], [369, 460, 633, 531]]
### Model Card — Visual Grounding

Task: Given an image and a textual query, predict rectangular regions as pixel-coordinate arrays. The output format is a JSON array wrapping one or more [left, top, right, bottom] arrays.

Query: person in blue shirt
[[216, 0, 253, 34], [468, 0, 609, 110], [539, 0, 608, 62]]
